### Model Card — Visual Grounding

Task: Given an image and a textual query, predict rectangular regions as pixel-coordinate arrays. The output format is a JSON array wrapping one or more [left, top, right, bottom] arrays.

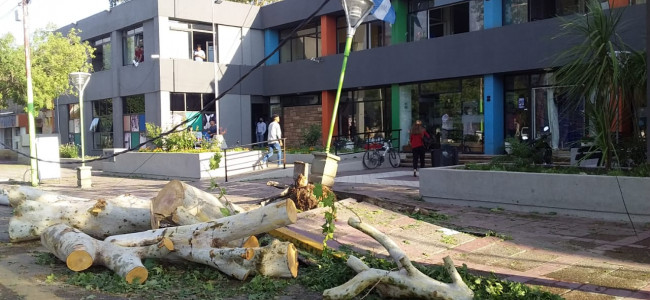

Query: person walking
[[410, 120, 429, 177], [261, 114, 282, 167], [255, 117, 267, 146]]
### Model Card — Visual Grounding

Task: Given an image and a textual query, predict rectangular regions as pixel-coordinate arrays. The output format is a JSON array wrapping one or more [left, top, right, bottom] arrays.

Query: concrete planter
[[102, 150, 264, 180], [311, 152, 341, 187], [420, 167, 650, 224], [284, 153, 314, 164]]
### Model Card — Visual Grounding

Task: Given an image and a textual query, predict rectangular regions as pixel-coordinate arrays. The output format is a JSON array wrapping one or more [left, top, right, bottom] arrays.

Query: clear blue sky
[[0, 0, 107, 42]]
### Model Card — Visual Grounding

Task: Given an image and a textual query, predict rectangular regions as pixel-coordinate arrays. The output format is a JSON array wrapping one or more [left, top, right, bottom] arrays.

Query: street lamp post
[[312, 0, 373, 186], [212, 0, 223, 131], [69, 72, 91, 188], [20, 0, 38, 187]]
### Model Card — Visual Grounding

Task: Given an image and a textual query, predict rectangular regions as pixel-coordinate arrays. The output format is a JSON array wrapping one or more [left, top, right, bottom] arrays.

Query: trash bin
[[431, 144, 458, 167]]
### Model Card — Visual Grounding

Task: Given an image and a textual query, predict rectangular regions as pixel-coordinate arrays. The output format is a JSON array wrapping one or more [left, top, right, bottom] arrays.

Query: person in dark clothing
[[410, 120, 430, 177], [207, 120, 218, 139]]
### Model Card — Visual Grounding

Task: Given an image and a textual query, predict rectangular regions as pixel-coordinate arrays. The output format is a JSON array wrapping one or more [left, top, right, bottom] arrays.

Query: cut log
[[242, 239, 298, 278], [150, 180, 243, 229], [107, 199, 297, 249], [41, 224, 172, 284], [9, 192, 152, 242], [322, 217, 474, 300], [3, 185, 88, 207]]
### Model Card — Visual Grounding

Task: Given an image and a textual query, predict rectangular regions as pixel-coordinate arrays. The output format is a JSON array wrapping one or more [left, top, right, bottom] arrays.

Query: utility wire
[[1, 0, 331, 165]]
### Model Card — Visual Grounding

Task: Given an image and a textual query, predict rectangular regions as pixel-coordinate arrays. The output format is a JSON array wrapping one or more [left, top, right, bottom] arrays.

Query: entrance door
[[251, 97, 269, 145]]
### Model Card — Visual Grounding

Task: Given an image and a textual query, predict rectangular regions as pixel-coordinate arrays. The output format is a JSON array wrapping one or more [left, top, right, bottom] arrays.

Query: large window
[[68, 104, 80, 146], [406, 77, 484, 153], [279, 24, 321, 63], [503, 0, 645, 25], [168, 21, 215, 62], [504, 73, 585, 149], [90, 99, 113, 149], [408, 0, 483, 42], [337, 88, 389, 141], [91, 36, 111, 71], [123, 95, 145, 149], [336, 18, 391, 53], [169, 93, 216, 137], [122, 26, 143, 66]]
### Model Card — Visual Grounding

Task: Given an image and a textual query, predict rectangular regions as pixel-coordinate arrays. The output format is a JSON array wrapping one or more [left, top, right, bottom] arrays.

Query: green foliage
[[165, 130, 197, 151], [33, 252, 57, 266], [59, 143, 79, 158], [314, 184, 336, 248], [0, 28, 93, 111], [300, 124, 321, 147], [209, 152, 222, 170], [144, 123, 164, 148], [553, 0, 647, 169], [239, 275, 291, 300]]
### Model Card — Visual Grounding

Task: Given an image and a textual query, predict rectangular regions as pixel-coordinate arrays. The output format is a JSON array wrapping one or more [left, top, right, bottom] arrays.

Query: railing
[[221, 138, 286, 182], [331, 129, 401, 156]]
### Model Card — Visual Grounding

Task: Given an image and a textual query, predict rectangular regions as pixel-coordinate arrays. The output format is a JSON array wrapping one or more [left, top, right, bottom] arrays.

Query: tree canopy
[[0, 28, 93, 112]]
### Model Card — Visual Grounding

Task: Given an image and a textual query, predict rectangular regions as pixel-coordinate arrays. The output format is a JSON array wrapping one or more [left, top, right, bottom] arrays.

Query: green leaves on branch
[[313, 184, 337, 249], [0, 28, 94, 111]]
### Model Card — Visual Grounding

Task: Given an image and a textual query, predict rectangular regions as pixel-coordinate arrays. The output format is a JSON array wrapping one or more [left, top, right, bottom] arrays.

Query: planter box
[[420, 167, 650, 224], [284, 153, 314, 164], [102, 151, 264, 180]]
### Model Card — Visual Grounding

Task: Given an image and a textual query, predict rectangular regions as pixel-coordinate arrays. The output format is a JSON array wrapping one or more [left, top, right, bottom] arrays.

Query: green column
[[391, 0, 408, 44]]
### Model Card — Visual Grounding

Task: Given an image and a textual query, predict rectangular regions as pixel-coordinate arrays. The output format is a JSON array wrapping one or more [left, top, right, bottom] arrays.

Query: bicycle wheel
[[362, 150, 381, 169], [388, 149, 401, 168]]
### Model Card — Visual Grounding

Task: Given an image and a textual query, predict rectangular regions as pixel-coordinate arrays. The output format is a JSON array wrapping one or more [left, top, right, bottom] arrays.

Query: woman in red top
[[410, 120, 430, 177]]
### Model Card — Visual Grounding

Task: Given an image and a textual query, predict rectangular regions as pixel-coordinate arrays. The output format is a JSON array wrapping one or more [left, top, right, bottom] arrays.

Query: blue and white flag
[[371, 0, 396, 24]]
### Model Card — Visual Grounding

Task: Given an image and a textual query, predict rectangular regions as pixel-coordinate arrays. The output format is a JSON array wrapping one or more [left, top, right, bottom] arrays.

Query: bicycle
[[362, 137, 401, 169]]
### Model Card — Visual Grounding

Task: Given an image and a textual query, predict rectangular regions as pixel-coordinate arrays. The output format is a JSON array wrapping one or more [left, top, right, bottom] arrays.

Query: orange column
[[320, 15, 338, 147], [609, 0, 628, 8]]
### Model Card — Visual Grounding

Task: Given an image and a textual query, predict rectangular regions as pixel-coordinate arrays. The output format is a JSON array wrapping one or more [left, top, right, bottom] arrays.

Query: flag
[[371, 0, 396, 24]]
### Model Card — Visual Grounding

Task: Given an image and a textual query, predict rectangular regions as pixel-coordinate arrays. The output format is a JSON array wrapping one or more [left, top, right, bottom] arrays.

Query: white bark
[[150, 180, 242, 229], [3, 185, 88, 207], [107, 199, 297, 249], [242, 239, 298, 278], [322, 217, 474, 300], [173, 246, 254, 280], [9, 193, 152, 242], [41, 224, 172, 284]]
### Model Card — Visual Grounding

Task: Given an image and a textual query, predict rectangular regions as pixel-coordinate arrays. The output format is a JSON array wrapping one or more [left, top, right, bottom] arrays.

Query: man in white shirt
[[261, 114, 282, 167], [194, 45, 206, 61], [256, 117, 267, 146]]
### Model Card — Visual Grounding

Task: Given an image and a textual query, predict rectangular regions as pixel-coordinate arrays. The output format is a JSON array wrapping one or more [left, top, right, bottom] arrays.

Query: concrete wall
[[419, 167, 650, 225]]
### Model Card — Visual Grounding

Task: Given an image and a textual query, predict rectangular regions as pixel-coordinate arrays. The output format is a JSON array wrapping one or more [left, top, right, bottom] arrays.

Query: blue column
[[484, 0, 503, 29], [264, 30, 279, 66], [484, 74, 504, 155]]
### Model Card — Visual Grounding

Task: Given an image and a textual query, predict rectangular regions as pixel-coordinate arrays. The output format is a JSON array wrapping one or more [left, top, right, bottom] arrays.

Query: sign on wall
[[36, 134, 61, 181]]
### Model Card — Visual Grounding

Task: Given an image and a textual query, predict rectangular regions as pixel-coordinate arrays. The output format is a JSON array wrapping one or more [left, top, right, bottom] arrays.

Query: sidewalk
[[1, 162, 649, 299]]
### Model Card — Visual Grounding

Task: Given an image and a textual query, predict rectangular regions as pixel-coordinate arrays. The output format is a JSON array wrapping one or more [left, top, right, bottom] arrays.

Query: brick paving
[[1, 162, 650, 299]]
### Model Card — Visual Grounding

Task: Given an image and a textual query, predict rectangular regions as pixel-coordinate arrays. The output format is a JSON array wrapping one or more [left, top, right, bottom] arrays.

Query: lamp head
[[69, 72, 91, 91], [342, 0, 374, 31]]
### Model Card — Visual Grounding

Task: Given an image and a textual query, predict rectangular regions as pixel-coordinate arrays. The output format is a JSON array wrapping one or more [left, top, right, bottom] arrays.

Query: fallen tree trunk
[[9, 192, 152, 242], [322, 217, 474, 300], [2, 185, 88, 207], [41, 224, 172, 284], [242, 239, 298, 278], [107, 199, 297, 249], [260, 174, 335, 210], [150, 180, 243, 229]]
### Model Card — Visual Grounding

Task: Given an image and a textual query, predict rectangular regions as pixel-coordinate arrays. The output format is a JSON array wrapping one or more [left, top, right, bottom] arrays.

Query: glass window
[[337, 88, 389, 141], [408, 1, 478, 41], [123, 95, 145, 149], [68, 104, 81, 146], [169, 20, 215, 62], [411, 77, 484, 153], [91, 99, 113, 149], [123, 26, 143, 66], [409, 11, 428, 42], [91, 36, 111, 71], [504, 0, 528, 25], [124, 95, 145, 114], [279, 23, 320, 63]]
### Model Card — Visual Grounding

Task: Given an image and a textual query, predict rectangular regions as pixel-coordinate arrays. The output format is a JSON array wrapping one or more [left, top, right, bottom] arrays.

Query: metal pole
[[21, 0, 38, 186], [79, 88, 86, 167], [212, 4, 220, 131], [325, 34, 353, 153]]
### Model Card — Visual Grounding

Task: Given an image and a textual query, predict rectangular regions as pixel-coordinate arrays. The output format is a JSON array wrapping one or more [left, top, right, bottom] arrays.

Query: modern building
[[55, 0, 646, 156]]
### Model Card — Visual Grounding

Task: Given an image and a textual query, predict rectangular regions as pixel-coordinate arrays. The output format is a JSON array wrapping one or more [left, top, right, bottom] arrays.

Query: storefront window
[[168, 93, 216, 138], [68, 104, 81, 146], [410, 77, 484, 153], [504, 73, 585, 149], [337, 88, 388, 143], [91, 99, 113, 149]]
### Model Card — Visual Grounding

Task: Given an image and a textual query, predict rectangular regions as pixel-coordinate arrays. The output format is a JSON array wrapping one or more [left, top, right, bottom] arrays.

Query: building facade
[[56, 0, 646, 156]]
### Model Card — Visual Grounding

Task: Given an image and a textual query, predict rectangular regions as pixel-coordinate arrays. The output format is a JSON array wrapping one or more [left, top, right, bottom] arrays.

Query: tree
[[553, 0, 647, 169], [0, 28, 93, 111]]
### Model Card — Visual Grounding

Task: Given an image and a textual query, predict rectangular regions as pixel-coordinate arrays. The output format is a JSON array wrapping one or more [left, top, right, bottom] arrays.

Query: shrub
[[166, 130, 197, 151], [301, 124, 321, 147], [209, 152, 222, 170], [145, 123, 164, 149], [59, 143, 79, 158]]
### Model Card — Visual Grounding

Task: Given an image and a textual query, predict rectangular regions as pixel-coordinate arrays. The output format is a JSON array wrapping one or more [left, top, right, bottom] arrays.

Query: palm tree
[[553, 0, 647, 169]]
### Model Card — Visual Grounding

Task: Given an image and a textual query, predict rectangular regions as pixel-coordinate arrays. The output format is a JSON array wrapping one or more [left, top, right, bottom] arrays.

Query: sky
[[0, 0, 107, 42]]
